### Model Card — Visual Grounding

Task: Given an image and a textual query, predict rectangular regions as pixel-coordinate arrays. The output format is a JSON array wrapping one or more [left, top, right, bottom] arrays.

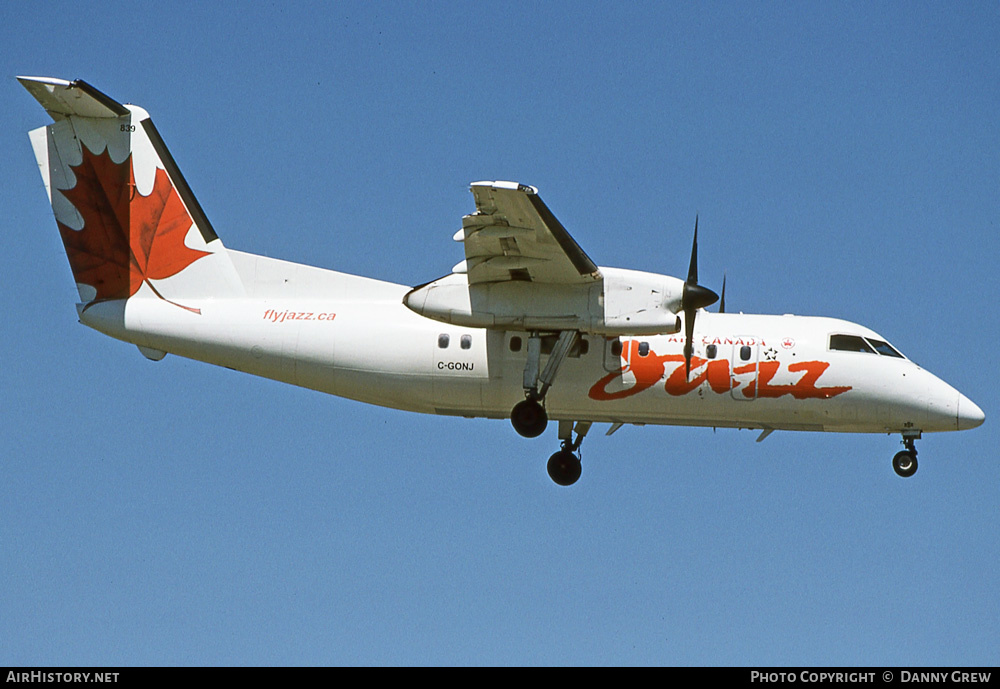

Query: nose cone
[[957, 393, 985, 431], [923, 373, 985, 433]]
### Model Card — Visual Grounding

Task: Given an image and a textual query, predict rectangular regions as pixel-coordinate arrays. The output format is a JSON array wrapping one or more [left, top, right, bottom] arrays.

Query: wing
[[453, 181, 602, 285]]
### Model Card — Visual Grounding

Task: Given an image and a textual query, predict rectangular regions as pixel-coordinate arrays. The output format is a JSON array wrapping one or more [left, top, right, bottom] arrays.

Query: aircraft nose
[[957, 393, 985, 431]]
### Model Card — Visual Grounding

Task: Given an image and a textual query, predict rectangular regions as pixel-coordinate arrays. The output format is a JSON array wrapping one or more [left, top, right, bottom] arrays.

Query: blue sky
[[2, 1, 998, 666]]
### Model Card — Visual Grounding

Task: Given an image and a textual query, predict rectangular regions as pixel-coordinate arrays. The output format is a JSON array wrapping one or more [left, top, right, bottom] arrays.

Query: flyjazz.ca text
[[263, 309, 336, 324]]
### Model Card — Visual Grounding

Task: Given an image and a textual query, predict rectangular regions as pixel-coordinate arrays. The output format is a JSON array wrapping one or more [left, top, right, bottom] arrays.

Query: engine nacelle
[[600, 267, 683, 335], [403, 267, 683, 336]]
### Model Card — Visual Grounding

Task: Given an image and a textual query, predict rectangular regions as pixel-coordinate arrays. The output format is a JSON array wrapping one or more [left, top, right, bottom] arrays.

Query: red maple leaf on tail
[[57, 145, 209, 313]]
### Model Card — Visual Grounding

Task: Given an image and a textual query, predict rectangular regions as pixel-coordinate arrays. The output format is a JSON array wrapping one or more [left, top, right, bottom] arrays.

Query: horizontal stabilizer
[[18, 77, 129, 120]]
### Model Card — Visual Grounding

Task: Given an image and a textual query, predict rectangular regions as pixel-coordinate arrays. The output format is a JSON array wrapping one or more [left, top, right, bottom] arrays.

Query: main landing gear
[[510, 331, 578, 439], [547, 421, 592, 486], [892, 431, 920, 478], [510, 398, 547, 438], [509, 331, 592, 485]]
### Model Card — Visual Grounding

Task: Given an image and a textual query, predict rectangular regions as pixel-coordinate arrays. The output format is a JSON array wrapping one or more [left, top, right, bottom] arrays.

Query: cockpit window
[[866, 338, 904, 358], [829, 334, 905, 358], [829, 334, 875, 353]]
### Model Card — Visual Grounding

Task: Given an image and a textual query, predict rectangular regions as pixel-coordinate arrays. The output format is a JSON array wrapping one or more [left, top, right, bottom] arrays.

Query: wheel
[[510, 399, 548, 438], [547, 449, 582, 486], [892, 450, 918, 478]]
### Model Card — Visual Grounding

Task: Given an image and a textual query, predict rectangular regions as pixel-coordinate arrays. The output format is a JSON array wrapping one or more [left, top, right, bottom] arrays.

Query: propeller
[[719, 273, 726, 314], [681, 216, 719, 379]]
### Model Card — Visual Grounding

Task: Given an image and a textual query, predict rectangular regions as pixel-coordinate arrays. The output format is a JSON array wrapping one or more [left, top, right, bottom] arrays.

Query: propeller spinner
[[681, 217, 719, 378]]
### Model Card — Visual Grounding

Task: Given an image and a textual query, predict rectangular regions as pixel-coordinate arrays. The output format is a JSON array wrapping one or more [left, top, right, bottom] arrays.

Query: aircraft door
[[731, 339, 759, 400], [603, 337, 624, 372]]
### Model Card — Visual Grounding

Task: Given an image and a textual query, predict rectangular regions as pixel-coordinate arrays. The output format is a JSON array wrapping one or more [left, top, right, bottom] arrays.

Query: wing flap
[[459, 181, 601, 285]]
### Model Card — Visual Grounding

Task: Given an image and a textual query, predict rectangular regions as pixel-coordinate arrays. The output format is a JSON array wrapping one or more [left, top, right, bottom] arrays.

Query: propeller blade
[[687, 215, 699, 285], [684, 306, 696, 378], [719, 273, 726, 314], [680, 216, 718, 379]]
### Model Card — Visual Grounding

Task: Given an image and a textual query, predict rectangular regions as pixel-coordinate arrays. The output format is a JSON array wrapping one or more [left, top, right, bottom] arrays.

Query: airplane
[[20, 76, 985, 486]]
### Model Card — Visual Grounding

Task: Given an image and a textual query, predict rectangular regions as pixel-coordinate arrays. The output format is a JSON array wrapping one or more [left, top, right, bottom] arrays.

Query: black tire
[[510, 400, 548, 438], [547, 449, 582, 486], [892, 450, 918, 478]]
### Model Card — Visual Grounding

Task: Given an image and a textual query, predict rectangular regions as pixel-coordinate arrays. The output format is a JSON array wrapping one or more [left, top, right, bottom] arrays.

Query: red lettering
[[739, 360, 851, 399], [785, 360, 852, 399], [589, 341, 851, 402], [664, 356, 733, 396], [589, 341, 671, 401]]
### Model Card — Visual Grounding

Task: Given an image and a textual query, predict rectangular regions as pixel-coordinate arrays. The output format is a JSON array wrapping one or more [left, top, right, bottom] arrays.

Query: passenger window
[[438, 333, 450, 349], [829, 334, 875, 353], [740, 345, 752, 361], [638, 341, 650, 357], [578, 339, 589, 356], [610, 339, 623, 357], [509, 336, 522, 353], [460, 334, 472, 350], [706, 344, 717, 359]]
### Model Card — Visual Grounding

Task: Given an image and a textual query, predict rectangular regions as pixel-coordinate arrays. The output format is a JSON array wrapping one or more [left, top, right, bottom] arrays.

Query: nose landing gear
[[892, 432, 920, 478]]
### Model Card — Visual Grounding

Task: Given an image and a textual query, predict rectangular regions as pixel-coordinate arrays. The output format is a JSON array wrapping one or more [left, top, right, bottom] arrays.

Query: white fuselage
[[78, 250, 978, 436], [19, 74, 983, 488]]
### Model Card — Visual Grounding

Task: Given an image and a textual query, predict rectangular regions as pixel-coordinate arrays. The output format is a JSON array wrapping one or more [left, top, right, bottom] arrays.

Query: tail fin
[[21, 77, 243, 312]]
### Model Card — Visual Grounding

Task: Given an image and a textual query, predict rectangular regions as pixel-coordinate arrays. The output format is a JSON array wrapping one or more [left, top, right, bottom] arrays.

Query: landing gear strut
[[547, 421, 591, 486], [509, 331, 578, 438], [892, 432, 919, 478]]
